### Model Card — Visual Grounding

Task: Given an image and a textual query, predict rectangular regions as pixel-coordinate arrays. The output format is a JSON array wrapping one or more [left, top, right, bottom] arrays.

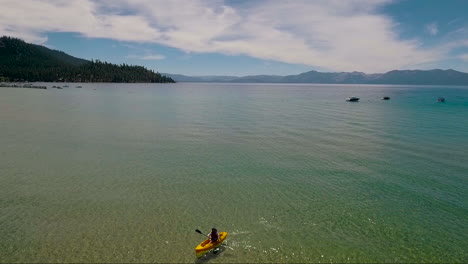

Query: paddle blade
[[195, 229, 203, 234]]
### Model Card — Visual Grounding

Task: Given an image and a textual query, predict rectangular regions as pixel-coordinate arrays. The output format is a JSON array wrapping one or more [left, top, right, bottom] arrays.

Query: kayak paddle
[[195, 229, 211, 239]]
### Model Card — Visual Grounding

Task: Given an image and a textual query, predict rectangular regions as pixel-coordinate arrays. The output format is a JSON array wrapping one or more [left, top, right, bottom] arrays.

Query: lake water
[[0, 83, 467, 263]]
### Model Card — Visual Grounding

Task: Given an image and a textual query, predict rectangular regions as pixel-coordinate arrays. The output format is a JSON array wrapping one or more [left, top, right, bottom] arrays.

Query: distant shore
[[0, 82, 47, 89]]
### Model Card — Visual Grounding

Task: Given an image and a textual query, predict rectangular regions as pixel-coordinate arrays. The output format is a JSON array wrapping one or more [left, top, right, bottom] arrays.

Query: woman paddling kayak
[[195, 229, 228, 255], [208, 228, 219, 242]]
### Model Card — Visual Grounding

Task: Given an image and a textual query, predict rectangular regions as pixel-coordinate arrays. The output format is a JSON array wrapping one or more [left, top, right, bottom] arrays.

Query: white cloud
[[448, 18, 462, 25], [0, 0, 463, 73], [128, 54, 166, 60], [426, 22, 439, 36]]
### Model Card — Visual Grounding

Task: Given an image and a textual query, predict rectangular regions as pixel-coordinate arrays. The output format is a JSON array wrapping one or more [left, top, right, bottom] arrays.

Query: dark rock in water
[[438, 97, 445, 102], [382, 96, 390, 100], [346, 96, 360, 102]]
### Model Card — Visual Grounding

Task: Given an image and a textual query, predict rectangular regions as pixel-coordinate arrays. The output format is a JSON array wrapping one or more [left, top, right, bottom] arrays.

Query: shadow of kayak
[[195, 244, 231, 263]]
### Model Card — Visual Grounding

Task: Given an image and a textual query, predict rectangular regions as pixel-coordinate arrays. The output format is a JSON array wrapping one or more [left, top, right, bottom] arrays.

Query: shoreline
[[0, 83, 47, 89]]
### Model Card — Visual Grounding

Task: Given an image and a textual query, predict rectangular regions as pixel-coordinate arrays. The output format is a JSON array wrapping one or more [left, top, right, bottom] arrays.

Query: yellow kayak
[[195, 232, 228, 254]]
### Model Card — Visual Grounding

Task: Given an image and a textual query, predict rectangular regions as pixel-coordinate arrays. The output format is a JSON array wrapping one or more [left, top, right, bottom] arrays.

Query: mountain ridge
[[164, 68, 468, 85], [2, 36, 467, 85]]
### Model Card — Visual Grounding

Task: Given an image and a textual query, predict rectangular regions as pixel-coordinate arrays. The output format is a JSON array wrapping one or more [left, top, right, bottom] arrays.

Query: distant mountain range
[[2, 36, 467, 85], [165, 69, 468, 85], [0, 36, 174, 83]]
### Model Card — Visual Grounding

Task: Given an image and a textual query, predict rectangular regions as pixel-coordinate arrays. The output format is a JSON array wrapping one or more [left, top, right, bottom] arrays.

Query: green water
[[0, 83, 467, 263]]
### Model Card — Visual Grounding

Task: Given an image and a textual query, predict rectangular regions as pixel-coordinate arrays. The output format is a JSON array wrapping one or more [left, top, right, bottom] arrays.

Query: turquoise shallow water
[[0, 83, 467, 263]]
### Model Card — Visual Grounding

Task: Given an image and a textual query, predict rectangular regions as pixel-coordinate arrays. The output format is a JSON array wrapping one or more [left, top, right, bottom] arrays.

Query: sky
[[1, 0, 467, 76]]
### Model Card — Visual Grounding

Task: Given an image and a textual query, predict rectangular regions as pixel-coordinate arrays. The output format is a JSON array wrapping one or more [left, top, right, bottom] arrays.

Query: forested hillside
[[0, 36, 174, 83]]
